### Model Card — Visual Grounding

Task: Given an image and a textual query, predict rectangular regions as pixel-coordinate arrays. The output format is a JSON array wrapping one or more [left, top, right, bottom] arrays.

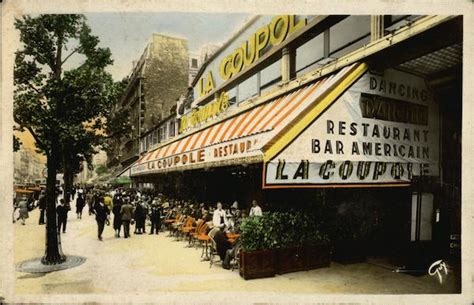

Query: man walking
[[56, 199, 69, 233], [38, 192, 46, 225], [149, 200, 161, 235], [120, 198, 134, 238], [93, 198, 109, 241]]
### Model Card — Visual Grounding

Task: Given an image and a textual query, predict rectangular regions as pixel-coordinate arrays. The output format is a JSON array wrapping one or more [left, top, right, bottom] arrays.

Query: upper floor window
[[191, 58, 199, 68]]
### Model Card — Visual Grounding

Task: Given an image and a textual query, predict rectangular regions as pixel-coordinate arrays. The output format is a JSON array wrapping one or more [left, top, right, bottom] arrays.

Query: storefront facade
[[130, 15, 462, 280]]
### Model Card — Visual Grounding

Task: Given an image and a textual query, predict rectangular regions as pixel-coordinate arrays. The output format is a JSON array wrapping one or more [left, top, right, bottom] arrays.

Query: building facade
[[107, 34, 189, 168], [129, 15, 462, 288], [13, 128, 46, 186]]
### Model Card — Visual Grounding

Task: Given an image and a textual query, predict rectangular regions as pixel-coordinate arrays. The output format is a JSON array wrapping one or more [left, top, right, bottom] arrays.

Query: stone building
[[107, 34, 189, 168]]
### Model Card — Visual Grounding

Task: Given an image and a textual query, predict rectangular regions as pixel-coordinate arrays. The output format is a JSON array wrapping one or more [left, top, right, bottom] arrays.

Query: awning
[[131, 62, 367, 177]]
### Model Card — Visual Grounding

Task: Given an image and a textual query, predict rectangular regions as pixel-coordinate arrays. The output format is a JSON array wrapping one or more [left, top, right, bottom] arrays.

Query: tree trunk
[[41, 145, 66, 264], [63, 154, 71, 208]]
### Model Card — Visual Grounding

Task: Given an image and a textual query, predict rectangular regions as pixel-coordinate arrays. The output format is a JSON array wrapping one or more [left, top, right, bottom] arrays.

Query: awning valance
[[131, 63, 367, 177]]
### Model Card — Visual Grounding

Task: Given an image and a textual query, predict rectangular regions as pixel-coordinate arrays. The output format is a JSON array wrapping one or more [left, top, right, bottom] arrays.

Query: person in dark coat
[[112, 194, 123, 238], [120, 198, 134, 238], [75, 194, 85, 219], [56, 199, 69, 233], [213, 228, 232, 261], [149, 202, 161, 235], [38, 193, 46, 225], [134, 201, 145, 234], [93, 199, 109, 241]]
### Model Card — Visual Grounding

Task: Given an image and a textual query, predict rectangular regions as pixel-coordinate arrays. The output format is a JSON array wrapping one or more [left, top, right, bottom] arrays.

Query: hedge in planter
[[240, 214, 277, 280], [240, 211, 330, 279], [272, 211, 330, 274]]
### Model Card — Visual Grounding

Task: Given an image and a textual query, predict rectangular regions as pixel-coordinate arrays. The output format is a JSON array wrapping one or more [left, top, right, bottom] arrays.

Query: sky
[[83, 12, 251, 81]]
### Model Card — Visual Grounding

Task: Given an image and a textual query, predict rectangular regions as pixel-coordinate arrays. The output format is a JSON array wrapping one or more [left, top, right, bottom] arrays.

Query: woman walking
[[76, 193, 85, 219], [112, 194, 123, 238], [16, 196, 29, 225]]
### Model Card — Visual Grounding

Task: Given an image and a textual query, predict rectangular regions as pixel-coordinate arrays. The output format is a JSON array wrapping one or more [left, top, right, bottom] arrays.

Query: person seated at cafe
[[249, 199, 263, 216], [210, 226, 232, 261], [212, 202, 227, 229], [222, 237, 241, 270]]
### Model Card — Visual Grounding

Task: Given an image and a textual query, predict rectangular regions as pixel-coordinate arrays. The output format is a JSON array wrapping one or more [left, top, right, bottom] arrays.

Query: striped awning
[[131, 62, 367, 176]]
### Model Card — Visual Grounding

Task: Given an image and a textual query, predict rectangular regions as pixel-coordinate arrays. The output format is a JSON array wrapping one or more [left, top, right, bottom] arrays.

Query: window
[[162, 125, 168, 141], [237, 74, 259, 104], [295, 34, 324, 76], [227, 86, 238, 106], [329, 16, 370, 56], [260, 59, 281, 93], [191, 58, 198, 68], [169, 120, 176, 137]]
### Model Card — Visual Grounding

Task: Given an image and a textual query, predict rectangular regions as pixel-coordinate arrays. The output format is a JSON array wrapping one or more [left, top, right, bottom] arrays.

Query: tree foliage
[[14, 14, 121, 264]]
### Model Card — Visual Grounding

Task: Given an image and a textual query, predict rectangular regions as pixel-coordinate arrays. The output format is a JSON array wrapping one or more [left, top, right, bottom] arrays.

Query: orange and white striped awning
[[131, 63, 367, 176]]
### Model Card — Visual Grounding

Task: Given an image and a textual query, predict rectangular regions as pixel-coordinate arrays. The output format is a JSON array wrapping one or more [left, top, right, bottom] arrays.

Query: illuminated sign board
[[197, 15, 308, 98]]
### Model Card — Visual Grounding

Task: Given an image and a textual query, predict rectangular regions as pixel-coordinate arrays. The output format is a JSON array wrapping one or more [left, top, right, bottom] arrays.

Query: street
[[14, 208, 457, 294]]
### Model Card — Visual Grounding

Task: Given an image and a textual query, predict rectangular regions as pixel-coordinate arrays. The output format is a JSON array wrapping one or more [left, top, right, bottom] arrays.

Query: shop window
[[330, 35, 370, 59], [238, 73, 259, 104], [329, 16, 370, 56], [295, 34, 325, 77], [260, 59, 282, 93], [384, 15, 416, 31]]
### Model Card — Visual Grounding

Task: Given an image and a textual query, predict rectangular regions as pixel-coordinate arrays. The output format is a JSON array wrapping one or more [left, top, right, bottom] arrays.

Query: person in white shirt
[[212, 202, 227, 229], [249, 200, 262, 216]]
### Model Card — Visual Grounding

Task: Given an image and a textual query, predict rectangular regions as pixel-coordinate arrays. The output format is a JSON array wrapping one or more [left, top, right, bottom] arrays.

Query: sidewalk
[[14, 208, 458, 294]]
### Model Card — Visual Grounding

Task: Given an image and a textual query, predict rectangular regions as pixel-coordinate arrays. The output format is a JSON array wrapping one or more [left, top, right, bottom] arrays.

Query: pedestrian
[[56, 199, 69, 233], [134, 200, 145, 234], [112, 194, 123, 238], [76, 193, 85, 219], [104, 192, 113, 213], [149, 200, 161, 235], [120, 198, 135, 238], [86, 190, 94, 215], [16, 196, 29, 225], [93, 198, 109, 241], [38, 192, 46, 225], [71, 186, 76, 201]]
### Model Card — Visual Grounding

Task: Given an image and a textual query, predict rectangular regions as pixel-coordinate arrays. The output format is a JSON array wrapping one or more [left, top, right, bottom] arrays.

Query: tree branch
[[61, 47, 80, 65], [26, 126, 44, 149]]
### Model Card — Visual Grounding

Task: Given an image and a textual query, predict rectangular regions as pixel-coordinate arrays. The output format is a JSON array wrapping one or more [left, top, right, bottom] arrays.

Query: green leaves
[[241, 211, 330, 252]]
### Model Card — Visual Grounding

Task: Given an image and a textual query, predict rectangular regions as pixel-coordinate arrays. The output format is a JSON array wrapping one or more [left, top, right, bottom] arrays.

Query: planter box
[[304, 243, 331, 270], [276, 246, 306, 274], [239, 249, 276, 280], [276, 244, 331, 274], [332, 240, 367, 264]]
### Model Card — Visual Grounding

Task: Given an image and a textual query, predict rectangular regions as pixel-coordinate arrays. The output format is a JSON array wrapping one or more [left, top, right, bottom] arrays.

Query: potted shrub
[[239, 213, 277, 280], [275, 211, 331, 274], [274, 212, 306, 274]]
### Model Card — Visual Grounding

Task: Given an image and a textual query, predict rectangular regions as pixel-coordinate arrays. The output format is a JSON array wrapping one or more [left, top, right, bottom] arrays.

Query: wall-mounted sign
[[264, 69, 439, 187], [179, 91, 229, 133], [197, 15, 308, 98], [131, 134, 262, 175]]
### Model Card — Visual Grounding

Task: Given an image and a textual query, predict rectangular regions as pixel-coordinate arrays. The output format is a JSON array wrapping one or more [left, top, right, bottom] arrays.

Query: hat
[[231, 201, 238, 209]]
